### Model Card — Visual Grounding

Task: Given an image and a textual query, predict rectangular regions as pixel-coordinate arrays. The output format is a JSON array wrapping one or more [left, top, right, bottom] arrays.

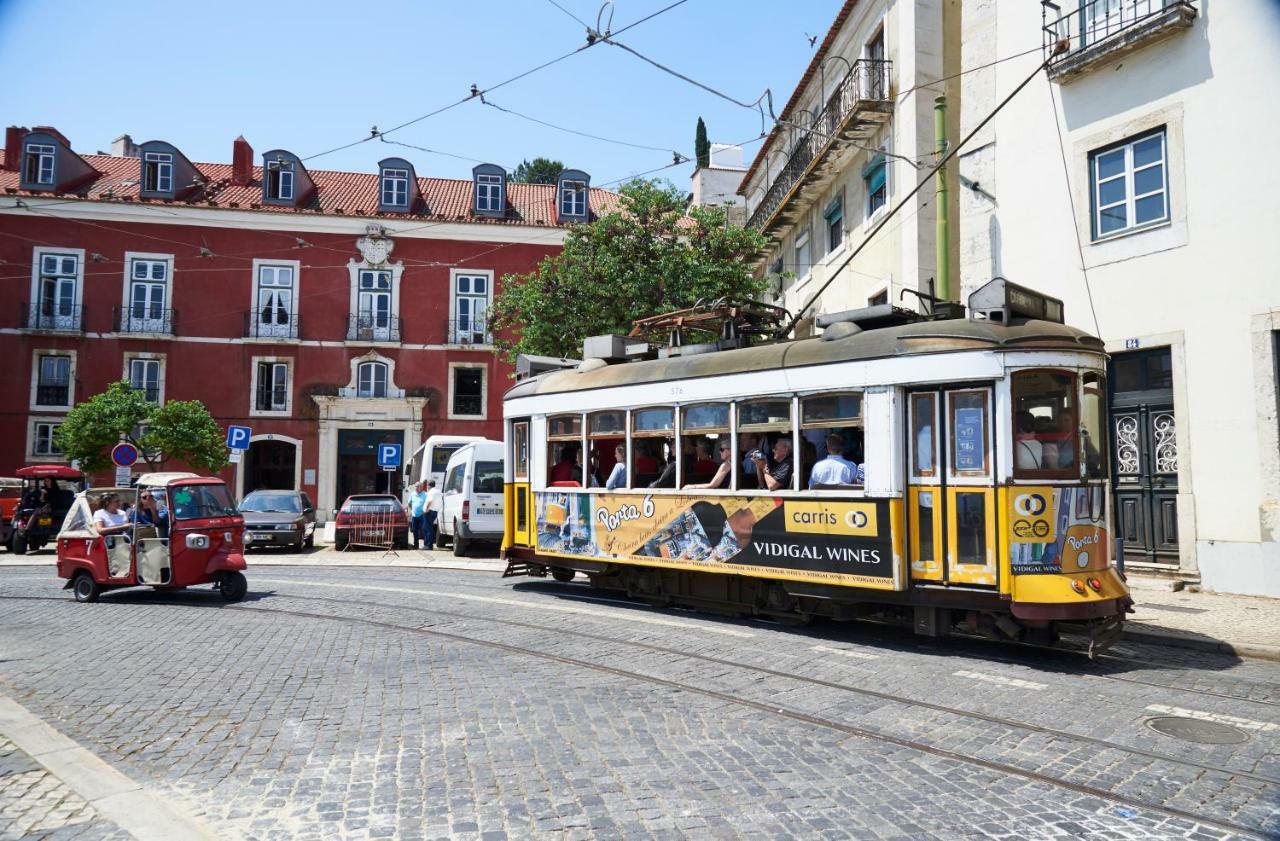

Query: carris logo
[[1013, 493, 1047, 517], [844, 510, 869, 529]]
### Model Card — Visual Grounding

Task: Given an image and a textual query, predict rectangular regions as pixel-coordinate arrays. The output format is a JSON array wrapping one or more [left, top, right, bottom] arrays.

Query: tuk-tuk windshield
[[170, 484, 238, 519]]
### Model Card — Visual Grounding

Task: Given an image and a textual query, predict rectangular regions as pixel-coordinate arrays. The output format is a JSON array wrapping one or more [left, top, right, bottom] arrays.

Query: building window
[[864, 153, 887, 216], [476, 173, 504, 212], [355, 270, 393, 339], [255, 263, 296, 337], [124, 256, 171, 333], [794, 229, 811, 279], [128, 358, 161, 404], [33, 421, 62, 457], [867, 25, 885, 63], [255, 361, 290, 412], [24, 143, 55, 185], [266, 160, 294, 201], [35, 354, 71, 407], [381, 168, 409, 207], [452, 273, 490, 344], [824, 194, 844, 254], [34, 252, 79, 330], [1091, 128, 1168, 239], [560, 180, 587, 217], [868, 289, 888, 306], [357, 361, 388, 398], [142, 152, 173, 193], [450, 365, 485, 418]]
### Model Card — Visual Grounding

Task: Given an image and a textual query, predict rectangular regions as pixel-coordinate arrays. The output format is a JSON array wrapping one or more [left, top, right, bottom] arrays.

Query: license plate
[[38, 517, 51, 526], [362, 530, 384, 539], [251, 533, 273, 541], [478, 509, 500, 516]]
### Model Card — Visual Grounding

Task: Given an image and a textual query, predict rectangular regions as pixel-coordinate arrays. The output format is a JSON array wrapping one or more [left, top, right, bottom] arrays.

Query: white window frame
[[29, 349, 76, 411], [794, 228, 812, 284], [120, 252, 174, 334], [251, 258, 301, 339], [267, 159, 295, 201], [249, 356, 293, 417], [122, 352, 167, 406], [447, 362, 488, 420], [25, 143, 55, 185], [476, 173, 504, 212], [356, 361, 389, 399], [560, 180, 587, 217], [339, 351, 404, 398], [448, 269, 494, 345], [143, 151, 174, 193], [1090, 128, 1169, 241], [28, 247, 85, 331], [29, 417, 66, 460], [346, 255, 403, 344], [381, 167, 409, 207]]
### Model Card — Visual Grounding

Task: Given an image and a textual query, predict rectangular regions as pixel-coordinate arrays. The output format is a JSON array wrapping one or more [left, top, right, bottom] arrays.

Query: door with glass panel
[[128, 260, 168, 332], [357, 270, 392, 340]]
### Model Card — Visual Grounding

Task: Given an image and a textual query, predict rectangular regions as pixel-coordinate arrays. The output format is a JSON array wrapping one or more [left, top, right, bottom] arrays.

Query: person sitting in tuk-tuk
[[131, 490, 170, 538], [92, 494, 131, 536]]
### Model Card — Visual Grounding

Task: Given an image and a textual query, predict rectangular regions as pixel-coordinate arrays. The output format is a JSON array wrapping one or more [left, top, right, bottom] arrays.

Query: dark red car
[[333, 495, 410, 551]]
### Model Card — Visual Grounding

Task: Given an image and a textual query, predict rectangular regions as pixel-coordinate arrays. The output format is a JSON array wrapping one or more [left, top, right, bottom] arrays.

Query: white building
[[959, 0, 1280, 596]]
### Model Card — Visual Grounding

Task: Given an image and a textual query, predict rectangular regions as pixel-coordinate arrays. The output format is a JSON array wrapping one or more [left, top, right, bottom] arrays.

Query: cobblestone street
[[1, 562, 1277, 840]]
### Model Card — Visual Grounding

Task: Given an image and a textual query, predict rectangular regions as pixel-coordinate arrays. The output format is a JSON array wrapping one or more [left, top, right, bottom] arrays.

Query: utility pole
[[935, 95, 951, 302]]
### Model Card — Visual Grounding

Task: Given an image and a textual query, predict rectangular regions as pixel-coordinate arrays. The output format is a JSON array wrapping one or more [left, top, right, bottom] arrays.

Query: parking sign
[[226, 425, 252, 451], [377, 443, 402, 470]]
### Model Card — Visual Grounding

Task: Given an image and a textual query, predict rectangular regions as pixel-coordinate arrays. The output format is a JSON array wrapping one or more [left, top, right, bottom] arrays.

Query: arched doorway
[[244, 439, 297, 493]]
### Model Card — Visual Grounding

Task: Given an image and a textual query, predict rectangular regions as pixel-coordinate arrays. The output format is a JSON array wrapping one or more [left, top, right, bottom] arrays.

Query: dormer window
[[267, 160, 294, 201], [560, 180, 587, 217], [472, 164, 507, 216], [24, 144, 55, 186], [381, 168, 409, 207], [143, 152, 173, 193]]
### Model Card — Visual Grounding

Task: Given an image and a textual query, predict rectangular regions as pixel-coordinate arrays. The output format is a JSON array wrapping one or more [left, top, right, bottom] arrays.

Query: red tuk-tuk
[[55, 473, 248, 602], [7, 465, 82, 554]]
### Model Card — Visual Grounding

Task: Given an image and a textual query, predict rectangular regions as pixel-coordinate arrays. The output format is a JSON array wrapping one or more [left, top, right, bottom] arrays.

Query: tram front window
[[801, 393, 864, 488], [1012, 370, 1079, 478], [1080, 372, 1108, 479]]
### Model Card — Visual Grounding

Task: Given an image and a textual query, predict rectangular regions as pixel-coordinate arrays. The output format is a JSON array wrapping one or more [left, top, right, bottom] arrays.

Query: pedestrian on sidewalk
[[408, 481, 428, 549], [423, 480, 441, 549]]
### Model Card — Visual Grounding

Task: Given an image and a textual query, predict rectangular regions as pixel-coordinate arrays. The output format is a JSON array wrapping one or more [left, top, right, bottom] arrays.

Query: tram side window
[[801, 393, 864, 488], [588, 411, 625, 489], [1080, 372, 1108, 479], [736, 399, 794, 491], [681, 404, 730, 489], [512, 422, 529, 481], [546, 414, 583, 487], [910, 393, 937, 478], [1012, 370, 1079, 478], [632, 407, 674, 488]]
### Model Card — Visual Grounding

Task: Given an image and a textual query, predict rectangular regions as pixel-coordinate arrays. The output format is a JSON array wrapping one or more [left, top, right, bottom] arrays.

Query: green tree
[[55, 380, 229, 473], [511, 157, 565, 185], [490, 179, 768, 362], [695, 117, 710, 169]]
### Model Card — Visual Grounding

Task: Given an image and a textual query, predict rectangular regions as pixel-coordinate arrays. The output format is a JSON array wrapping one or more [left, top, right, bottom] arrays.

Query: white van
[[404, 435, 485, 501], [436, 441, 504, 556]]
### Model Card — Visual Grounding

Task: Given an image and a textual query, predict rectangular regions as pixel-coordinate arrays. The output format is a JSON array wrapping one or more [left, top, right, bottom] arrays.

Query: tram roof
[[505, 317, 1104, 400]]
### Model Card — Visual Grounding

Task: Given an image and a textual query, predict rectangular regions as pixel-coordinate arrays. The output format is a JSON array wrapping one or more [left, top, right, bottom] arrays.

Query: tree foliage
[[490, 179, 768, 362], [54, 380, 229, 474], [695, 117, 710, 169], [511, 157, 565, 185]]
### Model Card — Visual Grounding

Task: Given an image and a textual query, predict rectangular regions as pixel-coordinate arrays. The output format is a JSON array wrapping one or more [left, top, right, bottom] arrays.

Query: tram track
[[1, 588, 1275, 838]]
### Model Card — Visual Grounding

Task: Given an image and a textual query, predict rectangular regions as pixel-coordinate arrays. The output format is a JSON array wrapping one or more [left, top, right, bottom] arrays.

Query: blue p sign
[[377, 443, 402, 468], [226, 425, 252, 451]]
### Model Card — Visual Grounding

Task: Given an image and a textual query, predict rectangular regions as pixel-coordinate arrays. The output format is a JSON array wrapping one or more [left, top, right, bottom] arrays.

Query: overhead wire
[[481, 96, 683, 157]]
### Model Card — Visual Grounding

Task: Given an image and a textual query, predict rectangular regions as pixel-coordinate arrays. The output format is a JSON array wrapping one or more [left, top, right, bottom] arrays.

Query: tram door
[[907, 387, 998, 587]]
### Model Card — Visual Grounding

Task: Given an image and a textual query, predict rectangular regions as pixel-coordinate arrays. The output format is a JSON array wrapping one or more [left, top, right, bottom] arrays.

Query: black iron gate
[[1109, 348, 1178, 566]]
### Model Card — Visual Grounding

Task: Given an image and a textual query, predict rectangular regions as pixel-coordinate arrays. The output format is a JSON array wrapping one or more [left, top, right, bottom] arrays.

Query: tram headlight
[[1086, 577, 1103, 593], [1070, 579, 1087, 596]]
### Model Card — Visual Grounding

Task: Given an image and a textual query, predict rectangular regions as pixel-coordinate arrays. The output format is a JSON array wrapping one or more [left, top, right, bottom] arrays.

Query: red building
[[0, 125, 616, 518]]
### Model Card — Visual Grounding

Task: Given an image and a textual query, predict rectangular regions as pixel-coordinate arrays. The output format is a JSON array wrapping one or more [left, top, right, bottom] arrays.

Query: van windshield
[[171, 484, 238, 519], [473, 461, 503, 494]]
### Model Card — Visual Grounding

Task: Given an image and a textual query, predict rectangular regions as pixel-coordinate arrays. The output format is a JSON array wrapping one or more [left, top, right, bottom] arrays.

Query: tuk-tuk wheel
[[219, 571, 248, 603], [11, 531, 27, 556], [72, 572, 100, 603]]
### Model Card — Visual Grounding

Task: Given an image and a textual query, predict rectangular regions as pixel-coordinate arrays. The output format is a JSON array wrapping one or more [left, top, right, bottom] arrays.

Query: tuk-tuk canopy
[[135, 472, 198, 487], [16, 465, 83, 480], [57, 488, 134, 539]]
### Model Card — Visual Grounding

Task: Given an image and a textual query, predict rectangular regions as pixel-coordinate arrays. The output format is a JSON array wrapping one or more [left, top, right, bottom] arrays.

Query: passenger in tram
[[690, 439, 717, 483], [808, 433, 863, 488], [752, 437, 794, 492], [550, 445, 582, 485], [1051, 410, 1078, 470], [649, 439, 693, 489], [605, 445, 627, 489], [738, 433, 760, 489], [632, 442, 659, 485], [684, 440, 732, 490], [1015, 411, 1044, 471]]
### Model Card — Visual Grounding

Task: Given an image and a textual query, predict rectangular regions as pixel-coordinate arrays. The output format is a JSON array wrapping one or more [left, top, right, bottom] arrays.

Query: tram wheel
[[72, 572, 100, 603], [219, 571, 248, 603], [551, 568, 575, 583]]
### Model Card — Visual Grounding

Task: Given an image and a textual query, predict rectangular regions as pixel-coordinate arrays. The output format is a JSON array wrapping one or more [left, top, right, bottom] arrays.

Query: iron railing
[[446, 318, 491, 346], [244, 311, 302, 340], [35, 384, 70, 406], [746, 58, 892, 232], [20, 302, 83, 332], [1043, 0, 1196, 61], [114, 306, 178, 335], [346, 314, 401, 343]]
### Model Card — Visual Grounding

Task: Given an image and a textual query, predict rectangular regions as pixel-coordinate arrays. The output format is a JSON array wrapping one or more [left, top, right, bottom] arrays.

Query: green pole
[[935, 95, 951, 301]]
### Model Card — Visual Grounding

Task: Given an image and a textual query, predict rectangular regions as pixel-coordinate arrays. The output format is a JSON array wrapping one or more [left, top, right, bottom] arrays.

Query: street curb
[[1122, 628, 1280, 662]]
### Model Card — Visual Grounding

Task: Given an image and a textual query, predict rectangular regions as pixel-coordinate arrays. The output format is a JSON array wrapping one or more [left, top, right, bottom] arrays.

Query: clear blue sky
[[0, 0, 844, 189]]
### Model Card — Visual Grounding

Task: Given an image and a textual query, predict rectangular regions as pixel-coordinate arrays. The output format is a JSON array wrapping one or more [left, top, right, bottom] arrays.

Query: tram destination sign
[[534, 492, 898, 590]]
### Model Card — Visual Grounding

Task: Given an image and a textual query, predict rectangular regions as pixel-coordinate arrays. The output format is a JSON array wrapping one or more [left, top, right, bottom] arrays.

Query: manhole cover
[[1146, 716, 1249, 744]]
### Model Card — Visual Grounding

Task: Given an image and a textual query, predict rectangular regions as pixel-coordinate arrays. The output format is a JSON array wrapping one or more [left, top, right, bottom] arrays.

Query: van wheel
[[551, 568, 575, 583], [72, 572, 100, 603], [436, 528, 448, 549], [219, 571, 248, 603], [452, 524, 469, 557]]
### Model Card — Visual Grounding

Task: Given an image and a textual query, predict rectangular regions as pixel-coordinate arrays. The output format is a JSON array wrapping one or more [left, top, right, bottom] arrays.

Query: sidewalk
[[1122, 574, 1280, 661]]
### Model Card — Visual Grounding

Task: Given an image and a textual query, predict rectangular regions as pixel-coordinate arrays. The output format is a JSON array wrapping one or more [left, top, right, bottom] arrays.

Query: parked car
[[7, 465, 83, 554], [239, 490, 316, 551], [437, 441, 504, 556], [333, 494, 410, 551]]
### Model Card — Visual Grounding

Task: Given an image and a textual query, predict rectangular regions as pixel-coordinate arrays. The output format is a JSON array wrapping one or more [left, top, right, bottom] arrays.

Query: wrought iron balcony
[[446, 318, 491, 346], [746, 58, 893, 236], [244, 311, 302, 340], [114, 306, 178, 335], [346, 314, 401, 343], [20, 302, 83, 333], [1042, 0, 1197, 81]]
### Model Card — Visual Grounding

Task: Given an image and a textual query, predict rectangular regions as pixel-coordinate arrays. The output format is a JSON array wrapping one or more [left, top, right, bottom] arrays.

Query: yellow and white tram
[[501, 280, 1131, 651]]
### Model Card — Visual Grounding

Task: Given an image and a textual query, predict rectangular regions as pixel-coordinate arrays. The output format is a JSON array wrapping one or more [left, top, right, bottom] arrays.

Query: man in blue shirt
[[408, 482, 428, 549], [808, 433, 863, 488]]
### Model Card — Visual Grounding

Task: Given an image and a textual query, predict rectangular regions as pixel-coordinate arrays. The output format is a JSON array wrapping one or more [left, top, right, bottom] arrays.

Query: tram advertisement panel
[[534, 492, 897, 589], [1008, 485, 1108, 575]]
